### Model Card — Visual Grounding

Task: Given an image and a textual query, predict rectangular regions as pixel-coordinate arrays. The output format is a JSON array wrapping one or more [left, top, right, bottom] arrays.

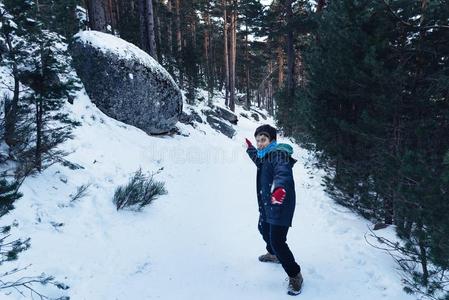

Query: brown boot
[[258, 252, 280, 264], [287, 272, 303, 296]]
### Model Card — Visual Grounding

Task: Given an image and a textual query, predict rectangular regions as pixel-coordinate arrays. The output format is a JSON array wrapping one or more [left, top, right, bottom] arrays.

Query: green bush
[[113, 169, 167, 211]]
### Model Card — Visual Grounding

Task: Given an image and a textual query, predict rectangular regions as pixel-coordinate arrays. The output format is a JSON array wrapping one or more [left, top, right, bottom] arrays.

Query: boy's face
[[256, 134, 271, 150]]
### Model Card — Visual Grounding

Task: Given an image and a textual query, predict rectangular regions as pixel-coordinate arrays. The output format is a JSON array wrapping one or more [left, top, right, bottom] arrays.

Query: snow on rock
[[70, 30, 182, 134], [73, 31, 175, 86]]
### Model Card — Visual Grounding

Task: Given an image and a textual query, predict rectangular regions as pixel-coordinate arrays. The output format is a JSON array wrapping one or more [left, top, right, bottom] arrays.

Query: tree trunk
[[228, 0, 237, 112], [35, 97, 43, 172], [3, 33, 20, 149], [416, 223, 429, 286], [192, 14, 197, 48], [145, 0, 157, 60], [204, 8, 213, 105], [113, 0, 120, 28], [277, 43, 284, 88], [167, 0, 173, 60], [138, 0, 148, 51], [268, 60, 273, 115], [86, 0, 111, 32], [223, 0, 229, 107], [105, 0, 116, 30], [175, 0, 181, 53], [154, 0, 162, 62], [175, 0, 183, 87], [245, 23, 251, 109], [384, 196, 394, 225], [4, 72, 20, 149], [286, 0, 295, 99]]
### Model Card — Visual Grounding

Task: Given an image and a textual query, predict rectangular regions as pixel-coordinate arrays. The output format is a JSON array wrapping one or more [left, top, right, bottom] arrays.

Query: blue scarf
[[257, 141, 278, 158]]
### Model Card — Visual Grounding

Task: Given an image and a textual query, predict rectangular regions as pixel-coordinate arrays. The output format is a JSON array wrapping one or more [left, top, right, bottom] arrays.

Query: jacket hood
[[267, 143, 297, 167], [273, 143, 293, 155]]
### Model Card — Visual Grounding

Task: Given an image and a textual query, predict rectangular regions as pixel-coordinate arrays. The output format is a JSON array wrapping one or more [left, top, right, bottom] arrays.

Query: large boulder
[[179, 108, 204, 126], [201, 106, 236, 138], [214, 105, 238, 124], [250, 108, 267, 120], [69, 31, 182, 134], [201, 105, 238, 125], [205, 115, 236, 139]]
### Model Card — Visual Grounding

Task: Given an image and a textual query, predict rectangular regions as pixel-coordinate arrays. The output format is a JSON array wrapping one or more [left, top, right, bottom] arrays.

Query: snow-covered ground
[[0, 88, 416, 300]]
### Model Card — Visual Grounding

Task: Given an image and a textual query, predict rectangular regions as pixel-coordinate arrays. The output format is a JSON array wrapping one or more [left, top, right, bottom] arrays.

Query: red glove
[[271, 188, 286, 205], [245, 138, 254, 148]]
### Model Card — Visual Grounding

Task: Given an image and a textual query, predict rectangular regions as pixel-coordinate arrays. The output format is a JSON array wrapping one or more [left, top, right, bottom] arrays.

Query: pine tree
[[36, 0, 81, 39], [21, 30, 80, 173], [283, 0, 449, 297], [238, 0, 264, 108], [271, 0, 313, 133], [0, 0, 39, 157], [1, 0, 80, 176], [0, 176, 22, 217]]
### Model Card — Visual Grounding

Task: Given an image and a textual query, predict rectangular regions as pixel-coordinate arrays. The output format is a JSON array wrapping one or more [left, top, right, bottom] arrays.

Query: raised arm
[[245, 138, 261, 167]]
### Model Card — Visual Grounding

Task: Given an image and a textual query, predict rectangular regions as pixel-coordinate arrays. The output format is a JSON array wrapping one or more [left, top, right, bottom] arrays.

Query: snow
[[75, 5, 87, 23], [0, 67, 13, 100], [0, 83, 417, 299], [73, 30, 177, 87]]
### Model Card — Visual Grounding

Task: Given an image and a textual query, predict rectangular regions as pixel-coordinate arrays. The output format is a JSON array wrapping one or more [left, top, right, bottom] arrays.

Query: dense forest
[[1, 0, 448, 299]]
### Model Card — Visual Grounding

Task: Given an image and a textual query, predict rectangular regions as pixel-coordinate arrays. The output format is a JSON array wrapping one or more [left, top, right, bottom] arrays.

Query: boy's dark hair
[[254, 124, 277, 141]]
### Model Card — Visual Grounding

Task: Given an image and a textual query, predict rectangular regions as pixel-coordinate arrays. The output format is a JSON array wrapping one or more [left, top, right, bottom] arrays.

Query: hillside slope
[[0, 88, 415, 300]]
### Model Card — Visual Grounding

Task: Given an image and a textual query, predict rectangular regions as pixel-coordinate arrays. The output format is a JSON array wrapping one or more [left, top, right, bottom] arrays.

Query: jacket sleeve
[[271, 151, 292, 192], [246, 145, 261, 167]]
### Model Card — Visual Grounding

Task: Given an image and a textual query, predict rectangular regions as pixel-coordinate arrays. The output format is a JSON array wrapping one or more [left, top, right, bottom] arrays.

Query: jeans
[[258, 220, 301, 277]]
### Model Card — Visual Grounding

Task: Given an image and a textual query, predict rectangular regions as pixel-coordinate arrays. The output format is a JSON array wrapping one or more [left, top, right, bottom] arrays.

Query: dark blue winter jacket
[[247, 143, 297, 227]]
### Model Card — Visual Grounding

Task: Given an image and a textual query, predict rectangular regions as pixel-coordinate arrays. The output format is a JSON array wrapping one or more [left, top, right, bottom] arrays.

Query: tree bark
[[167, 0, 173, 57], [223, 0, 230, 107], [35, 97, 43, 172], [286, 0, 295, 99], [245, 23, 251, 109], [277, 43, 284, 88], [204, 7, 213, 105], [106, 0, 116, 29], [154, 0, 162, 62], [145, 0, 157, 60], [136, 0, 158, 59], [268, 60, 273, 115], [228, 0, 237, 112], [3, 32, 20, 149], [86, 0, 112, 32], [175, 0, 183, 87], [138, 0, 148, 51]]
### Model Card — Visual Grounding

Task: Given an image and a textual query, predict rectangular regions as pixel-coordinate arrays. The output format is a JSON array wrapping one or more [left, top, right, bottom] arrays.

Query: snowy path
[[1, 92, 415, 300]]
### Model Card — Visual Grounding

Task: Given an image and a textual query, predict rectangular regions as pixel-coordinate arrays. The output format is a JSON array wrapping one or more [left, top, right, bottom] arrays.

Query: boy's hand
[[245, 138, 254, 148], [271, 188, 286, 205]]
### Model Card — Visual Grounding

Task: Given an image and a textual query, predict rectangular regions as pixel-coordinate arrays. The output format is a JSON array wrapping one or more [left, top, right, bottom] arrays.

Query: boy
[[245, 124, 303, 295]]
